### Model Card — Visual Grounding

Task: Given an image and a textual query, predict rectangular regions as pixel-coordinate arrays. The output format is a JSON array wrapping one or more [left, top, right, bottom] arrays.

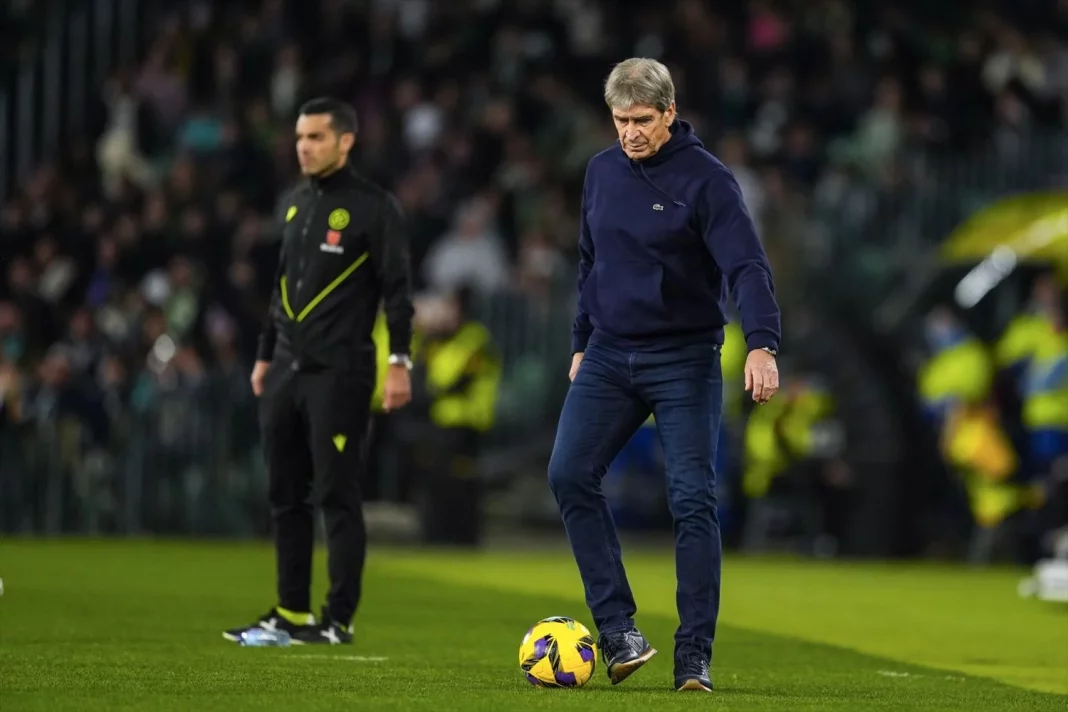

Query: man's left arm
[[371, 193, 415, 411], [699, 165, 782, 401], [371, 193, 415, 356]]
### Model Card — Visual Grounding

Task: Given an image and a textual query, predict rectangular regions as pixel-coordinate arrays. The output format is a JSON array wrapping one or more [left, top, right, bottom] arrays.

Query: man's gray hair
[[603, 58, 676, 112]]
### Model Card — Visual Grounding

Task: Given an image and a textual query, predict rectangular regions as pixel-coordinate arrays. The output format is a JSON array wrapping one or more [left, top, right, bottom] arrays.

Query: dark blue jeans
[[548, 336, 724, 660]]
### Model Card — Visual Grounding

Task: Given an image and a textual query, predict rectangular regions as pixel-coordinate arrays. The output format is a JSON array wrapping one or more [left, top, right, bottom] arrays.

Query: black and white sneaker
[[222, 608, 314, 643], [291, 608, 354, 645]]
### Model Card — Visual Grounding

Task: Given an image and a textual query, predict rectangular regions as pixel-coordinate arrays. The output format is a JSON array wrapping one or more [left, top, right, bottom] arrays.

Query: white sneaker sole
[[608, 647, 657, 685], [676, 678, 713, 692]]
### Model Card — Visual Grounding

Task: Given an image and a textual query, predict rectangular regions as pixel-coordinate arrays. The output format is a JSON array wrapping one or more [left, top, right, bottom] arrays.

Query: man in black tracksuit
[[224, 98, 414, 645]]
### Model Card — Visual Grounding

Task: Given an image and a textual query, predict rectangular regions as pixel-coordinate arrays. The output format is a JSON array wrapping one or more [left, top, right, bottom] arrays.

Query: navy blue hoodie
[[572, 120, 781, 354]]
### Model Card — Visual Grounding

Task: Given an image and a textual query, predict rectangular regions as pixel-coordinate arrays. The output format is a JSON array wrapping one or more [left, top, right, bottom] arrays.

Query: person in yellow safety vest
[[412, 289, 502, 545], [1017, 278, 1068, 483], [404, 290, 502, 430], [917, 306, 994, 424], [995, 274, 1064, 384], [741, 376, 843, 551], [742, 378, 839, 500], [1021, 313, 1068, 477], [742, 395, 791, 502], [422, 320, 501, 434], [916, 307, 1029, 547], [996, 311, 1050, 376], [940, 400, 1025, 563]]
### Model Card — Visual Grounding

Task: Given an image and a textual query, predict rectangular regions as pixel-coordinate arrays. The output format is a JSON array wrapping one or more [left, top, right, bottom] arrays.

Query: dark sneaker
[[599, 629, 657, 685], [674, 654, 714, 692], [291, 607, 354, 645], [222, 608, 313, 642]]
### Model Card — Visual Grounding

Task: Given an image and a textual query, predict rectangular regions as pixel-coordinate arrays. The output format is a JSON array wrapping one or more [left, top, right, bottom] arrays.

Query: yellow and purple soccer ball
[[518, 616, 597, 688]]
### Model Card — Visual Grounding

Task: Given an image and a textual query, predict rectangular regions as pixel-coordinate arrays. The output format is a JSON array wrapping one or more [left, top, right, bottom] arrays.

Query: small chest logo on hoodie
[[652, 203, 664, 211]]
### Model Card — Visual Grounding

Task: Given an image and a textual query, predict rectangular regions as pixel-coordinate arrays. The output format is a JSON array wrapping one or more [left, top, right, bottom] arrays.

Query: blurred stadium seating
[[1, 0, 1066, 563]]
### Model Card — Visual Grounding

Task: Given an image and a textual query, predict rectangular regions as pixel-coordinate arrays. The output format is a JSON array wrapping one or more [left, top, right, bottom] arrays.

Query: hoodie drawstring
[[630, 161, 687, 208]]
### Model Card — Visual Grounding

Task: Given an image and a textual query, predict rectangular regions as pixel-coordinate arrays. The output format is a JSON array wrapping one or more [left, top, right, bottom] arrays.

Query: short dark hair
[[298, 97, 358, 135]]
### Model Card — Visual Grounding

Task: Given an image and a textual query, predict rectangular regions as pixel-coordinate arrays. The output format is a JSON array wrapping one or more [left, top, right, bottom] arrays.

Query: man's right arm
[[252, 198, 290, 394], [255, 244, 285, 363], [571, 168, 595, 356]]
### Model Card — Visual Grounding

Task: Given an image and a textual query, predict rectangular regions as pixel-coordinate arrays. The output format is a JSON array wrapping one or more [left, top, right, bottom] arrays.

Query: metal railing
[[0, 367, 263, 535], [1, 0, 158, 199], [810, 130, 1068, 319], [0, 282, 579, 536]]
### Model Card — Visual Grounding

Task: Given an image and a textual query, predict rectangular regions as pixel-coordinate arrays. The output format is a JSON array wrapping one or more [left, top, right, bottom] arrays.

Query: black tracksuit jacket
[[256, 165, 413, 371]]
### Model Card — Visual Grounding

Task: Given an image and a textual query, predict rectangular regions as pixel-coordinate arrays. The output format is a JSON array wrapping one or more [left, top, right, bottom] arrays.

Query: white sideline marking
[[878, 671, 967, 682], [295, 654, 389, 662]]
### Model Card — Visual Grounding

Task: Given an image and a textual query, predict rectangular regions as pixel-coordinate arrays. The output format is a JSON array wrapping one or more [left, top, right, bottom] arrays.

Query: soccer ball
[[518, 616, 597, 688]]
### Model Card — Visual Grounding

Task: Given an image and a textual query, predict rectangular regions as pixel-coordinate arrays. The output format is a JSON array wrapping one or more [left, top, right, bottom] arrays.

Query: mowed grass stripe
[[378, 548, 1068, 695], [0, 541, 1062, 712]]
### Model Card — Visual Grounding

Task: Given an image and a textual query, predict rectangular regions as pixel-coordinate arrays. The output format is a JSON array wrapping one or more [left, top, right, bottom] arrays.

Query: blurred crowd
[[1, 0, 1067, 546]]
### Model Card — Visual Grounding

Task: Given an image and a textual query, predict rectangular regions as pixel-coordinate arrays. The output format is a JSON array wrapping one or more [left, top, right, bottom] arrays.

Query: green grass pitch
[[0, 540, 1065, 711]]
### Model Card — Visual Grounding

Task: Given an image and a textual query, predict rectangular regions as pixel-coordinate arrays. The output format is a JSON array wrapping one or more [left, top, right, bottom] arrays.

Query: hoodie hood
[[629, 119, 705, 166], [621, 119, 704, 207]]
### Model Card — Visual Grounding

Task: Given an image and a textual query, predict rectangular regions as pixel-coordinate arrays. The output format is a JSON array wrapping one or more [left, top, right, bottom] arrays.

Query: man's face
[[1033, 276, 1061, 311], [612, 103, 676, 161], [1032, 275, 1065, 327], [295, 114, 354, 176]]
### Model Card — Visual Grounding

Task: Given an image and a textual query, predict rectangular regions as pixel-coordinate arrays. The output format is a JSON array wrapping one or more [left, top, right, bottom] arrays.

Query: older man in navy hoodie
[[548, 58, 781, 693]]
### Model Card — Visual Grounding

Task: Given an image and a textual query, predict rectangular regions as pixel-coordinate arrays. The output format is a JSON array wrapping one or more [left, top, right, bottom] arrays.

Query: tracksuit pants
[[260, 362, 373, 624], [548, 337, 724, 660]]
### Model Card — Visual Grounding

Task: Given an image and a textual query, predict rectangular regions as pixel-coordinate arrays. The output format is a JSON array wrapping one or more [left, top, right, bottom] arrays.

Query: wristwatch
[[760, 347, 778, 357], [388, 354, 413, 370]]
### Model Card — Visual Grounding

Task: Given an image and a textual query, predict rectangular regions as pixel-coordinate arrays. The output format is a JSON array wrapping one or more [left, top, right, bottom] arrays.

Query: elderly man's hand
[[744, 349, 779, 404]]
